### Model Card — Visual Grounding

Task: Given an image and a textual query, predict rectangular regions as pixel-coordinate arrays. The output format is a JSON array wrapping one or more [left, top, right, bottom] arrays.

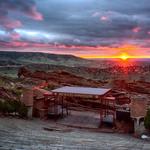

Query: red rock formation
[[18, 67, 102, 87]]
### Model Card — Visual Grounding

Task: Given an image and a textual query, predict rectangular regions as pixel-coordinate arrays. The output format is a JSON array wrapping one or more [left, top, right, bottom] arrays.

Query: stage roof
[[52, 86, 111, 96]]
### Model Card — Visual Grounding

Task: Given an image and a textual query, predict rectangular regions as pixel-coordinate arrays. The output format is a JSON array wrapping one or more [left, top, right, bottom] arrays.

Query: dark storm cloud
[[30, 0, 150, 46]]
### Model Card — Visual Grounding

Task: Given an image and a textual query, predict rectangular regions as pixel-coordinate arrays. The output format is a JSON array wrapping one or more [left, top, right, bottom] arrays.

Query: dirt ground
[[0, 117, 150, 150]]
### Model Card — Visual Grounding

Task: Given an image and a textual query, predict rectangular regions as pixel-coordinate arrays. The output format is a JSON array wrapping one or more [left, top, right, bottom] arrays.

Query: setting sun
[[119, 53, 130, 60]]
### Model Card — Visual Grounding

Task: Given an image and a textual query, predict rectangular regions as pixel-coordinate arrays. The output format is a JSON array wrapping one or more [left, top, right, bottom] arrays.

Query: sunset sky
[[0, 0, 150, 59]]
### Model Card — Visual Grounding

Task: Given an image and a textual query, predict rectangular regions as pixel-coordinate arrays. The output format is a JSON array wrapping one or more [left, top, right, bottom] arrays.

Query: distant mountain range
[[0, 51, 92, 67]]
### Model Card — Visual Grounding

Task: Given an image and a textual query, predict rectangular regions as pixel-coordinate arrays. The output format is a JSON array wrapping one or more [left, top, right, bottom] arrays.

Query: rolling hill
[[0, 51, 92, 67]]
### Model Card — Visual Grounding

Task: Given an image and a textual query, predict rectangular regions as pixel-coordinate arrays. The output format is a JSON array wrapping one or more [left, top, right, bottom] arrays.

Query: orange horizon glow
[[80, 55, 150, 59], [2, 43, 150, 60], [78, 44, 150, 60]]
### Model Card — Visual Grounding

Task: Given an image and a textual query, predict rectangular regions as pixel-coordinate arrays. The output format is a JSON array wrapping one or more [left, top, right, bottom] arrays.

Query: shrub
[[0, 100, 4, 112], [5, 101, 14, 113], [1, 101, 8, 113], [144, 109, 150, 130], [44, 84, 56, 90], [10, 100, 21, 114], [0, 100, 27, 118], [12, 88, 22, 98]]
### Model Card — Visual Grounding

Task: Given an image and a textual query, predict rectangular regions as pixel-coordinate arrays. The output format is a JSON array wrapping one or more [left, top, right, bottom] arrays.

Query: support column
[[61, 95, 64, 117], [100, 96, 103, 127], [54, 94, 58, 114], [66, 96, 69, 115], [134, 118, 140, 135], [27, 106, 33, 119]]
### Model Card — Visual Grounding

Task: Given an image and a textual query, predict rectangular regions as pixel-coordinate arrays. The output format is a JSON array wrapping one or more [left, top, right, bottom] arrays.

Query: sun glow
[[79, 44, 150, 59], [119, 53, 130, 60]]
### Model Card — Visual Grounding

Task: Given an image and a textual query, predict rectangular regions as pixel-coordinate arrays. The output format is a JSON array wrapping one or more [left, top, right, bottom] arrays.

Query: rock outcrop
[[18, 67, 102, 87]]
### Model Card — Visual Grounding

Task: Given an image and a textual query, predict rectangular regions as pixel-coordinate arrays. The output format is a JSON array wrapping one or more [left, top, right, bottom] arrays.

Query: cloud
[[132, 27, 141, 33], [0, 0, 43, 30], [0, 0, 150, 57], [25, 6, 43, 21], [10, 32, 20, 40], [100, 16, 108, 21]]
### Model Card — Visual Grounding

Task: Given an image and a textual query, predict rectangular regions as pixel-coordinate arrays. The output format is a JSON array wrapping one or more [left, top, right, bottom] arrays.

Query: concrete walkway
[[0, 117, 149, 150]]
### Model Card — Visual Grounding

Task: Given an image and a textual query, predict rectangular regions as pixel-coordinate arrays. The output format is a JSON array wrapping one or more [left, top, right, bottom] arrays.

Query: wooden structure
[[50, 86, 116, 125]]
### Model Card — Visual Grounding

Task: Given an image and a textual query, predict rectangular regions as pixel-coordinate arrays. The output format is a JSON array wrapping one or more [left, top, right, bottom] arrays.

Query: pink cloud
[[10, 32, 20, 40], [5, 20, 22, 29], [28, 6, 43, 21], [132, 27, 141, 33], [100, 16, 108, 21], [0, 1, 43, 30]]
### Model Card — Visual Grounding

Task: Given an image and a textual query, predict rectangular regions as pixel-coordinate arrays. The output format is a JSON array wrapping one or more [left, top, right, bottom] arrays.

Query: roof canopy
[[52, 86, 111, 96]]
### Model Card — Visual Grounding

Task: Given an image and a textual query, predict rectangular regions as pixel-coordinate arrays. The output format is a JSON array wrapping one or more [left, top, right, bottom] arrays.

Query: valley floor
[[0, 117, 150, 150]]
